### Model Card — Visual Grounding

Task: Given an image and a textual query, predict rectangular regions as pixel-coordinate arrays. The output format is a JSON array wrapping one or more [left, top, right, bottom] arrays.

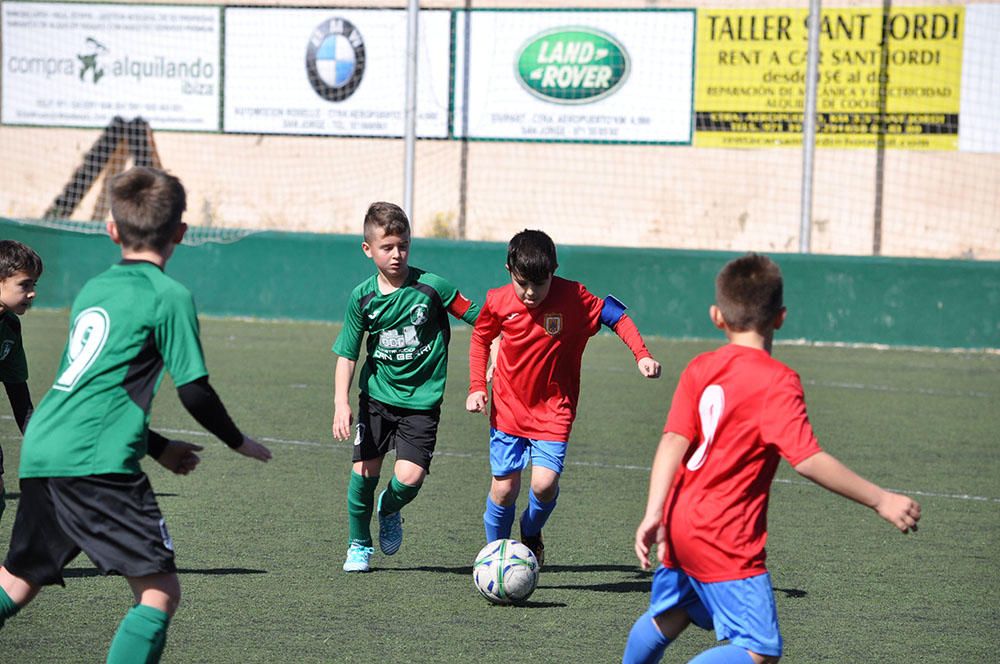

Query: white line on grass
[[154, 427, 1000, 504], [801, 379, 992, 399]]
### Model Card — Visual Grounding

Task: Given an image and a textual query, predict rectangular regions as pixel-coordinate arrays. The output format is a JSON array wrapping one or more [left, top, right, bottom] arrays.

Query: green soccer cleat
[[343, 542, 375, 573]]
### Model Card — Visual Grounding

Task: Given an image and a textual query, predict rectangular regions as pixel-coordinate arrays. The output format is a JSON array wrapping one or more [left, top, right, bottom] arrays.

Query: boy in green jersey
[[332, 202, 480, 572], [0, 239, 43, 524], [0, 167, 272, 664]]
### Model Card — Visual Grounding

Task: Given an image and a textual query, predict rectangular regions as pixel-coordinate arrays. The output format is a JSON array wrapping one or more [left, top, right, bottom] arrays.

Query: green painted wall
[[3, 218, 998, 349]]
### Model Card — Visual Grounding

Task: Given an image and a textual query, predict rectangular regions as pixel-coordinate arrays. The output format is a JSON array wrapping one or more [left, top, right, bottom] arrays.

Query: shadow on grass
[[386, 563, 652, 594], [386, 563, 644, 576], [774, 587, 807, 598], [63, 567, 267, 578]]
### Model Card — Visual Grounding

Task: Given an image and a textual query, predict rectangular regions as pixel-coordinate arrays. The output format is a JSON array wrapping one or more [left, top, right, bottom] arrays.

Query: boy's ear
[[774, 306, 787, 330], [174, 222, 188, 244], [709, 304, 727, 330], [361, 241, 372, 258], [106, 221, 122, 246]]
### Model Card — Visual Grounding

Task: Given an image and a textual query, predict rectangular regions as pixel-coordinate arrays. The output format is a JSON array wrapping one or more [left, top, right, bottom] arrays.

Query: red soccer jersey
[[470, 277, 648, 441], [661, 344, 822, 582]]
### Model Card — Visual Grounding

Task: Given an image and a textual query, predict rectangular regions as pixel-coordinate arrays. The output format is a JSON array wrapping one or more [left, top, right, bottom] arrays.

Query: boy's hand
[[332, 405, 354, 441], [634, 514, 665, 570], [876, 490, 921, 533], [235, 435, 272, 462], [466, 391, 488, 414], [155, 440, 204, 475], [637, 357, 662, 379]]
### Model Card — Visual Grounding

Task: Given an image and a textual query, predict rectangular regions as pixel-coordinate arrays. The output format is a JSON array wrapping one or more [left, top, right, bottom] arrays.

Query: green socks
[[0, 586, 20, 628], [106, 604, 170, 664], [379, 475, 421, 515], [347, 471, 379, 547]]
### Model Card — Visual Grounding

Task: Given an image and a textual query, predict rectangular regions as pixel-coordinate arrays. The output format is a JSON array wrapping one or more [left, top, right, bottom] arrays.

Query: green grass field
[[1, 310, 998, 663]]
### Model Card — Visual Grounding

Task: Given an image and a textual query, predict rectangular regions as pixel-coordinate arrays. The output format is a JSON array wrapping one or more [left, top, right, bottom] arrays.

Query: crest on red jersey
[[544, 313, 563, 336]]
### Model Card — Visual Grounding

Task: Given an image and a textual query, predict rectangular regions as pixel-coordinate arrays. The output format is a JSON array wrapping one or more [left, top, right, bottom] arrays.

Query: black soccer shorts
[[354, 393, 441, 472], [4, 474, 177, 587]]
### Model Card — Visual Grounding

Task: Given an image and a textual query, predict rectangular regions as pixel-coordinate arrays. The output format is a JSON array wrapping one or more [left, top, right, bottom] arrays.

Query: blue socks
[[622, 614, 671, 664], [519, 488, 558, 538], [484, 488, 559, 542], [687, 644, 754, 663], [483, 496, 516, 542]]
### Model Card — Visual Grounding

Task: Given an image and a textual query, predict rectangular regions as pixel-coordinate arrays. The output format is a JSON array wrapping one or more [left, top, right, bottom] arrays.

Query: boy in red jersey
[[467, 229, 661, 565], [623, 253, 921, 664]]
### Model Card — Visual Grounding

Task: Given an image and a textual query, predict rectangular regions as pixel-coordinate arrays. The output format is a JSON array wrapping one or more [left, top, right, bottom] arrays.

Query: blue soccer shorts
[[645, 565, 782, 657], [488, 428, 566, 476]]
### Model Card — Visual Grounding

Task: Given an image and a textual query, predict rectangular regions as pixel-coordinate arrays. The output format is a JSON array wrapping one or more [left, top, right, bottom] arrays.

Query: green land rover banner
[[452, 10, 695, 143]]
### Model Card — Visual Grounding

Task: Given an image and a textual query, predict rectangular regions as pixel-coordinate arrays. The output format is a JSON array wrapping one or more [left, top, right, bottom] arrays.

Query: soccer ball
[[472, 538, 539, 605]]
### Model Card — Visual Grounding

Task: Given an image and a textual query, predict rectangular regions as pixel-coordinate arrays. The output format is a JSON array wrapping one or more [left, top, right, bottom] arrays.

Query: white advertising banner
[[224, 8, 450, 138], [1, 2, 221, 130], [959, 3, 1000, 153], [453, 10, 696, 143]]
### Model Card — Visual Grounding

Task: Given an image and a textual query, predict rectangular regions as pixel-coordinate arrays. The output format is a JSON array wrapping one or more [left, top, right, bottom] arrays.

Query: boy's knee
[[132, 574, 182, 617], [749, 653, 780, 664], [529, 473, 559, 502], [652, 607, 691, 640], [531, 483, 558, 503], [490, 475, 520, 505]]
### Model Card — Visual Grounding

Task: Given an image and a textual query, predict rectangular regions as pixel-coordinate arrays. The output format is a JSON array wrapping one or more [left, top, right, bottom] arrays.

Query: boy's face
[[509, 270, 552, 309], [363, 228, 410, 280], [0, 270, 38, 315]]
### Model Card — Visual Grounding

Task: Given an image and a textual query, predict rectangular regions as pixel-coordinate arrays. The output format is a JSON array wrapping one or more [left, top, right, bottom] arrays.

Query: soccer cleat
[[520, 531, 545, 568], [377, 489, 404, 555], [343, 542, 375, 573]]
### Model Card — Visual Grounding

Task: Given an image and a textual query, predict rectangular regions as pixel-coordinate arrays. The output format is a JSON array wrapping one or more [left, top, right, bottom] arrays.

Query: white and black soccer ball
[[472, 538, 539, 605]]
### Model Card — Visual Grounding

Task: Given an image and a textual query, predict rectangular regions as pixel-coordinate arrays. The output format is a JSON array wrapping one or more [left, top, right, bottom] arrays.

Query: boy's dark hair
[[507, 229, 558, 283], [109, 167, 186, 251], [715, 253, 784, 333], [0, 240, 44, 280], [363, 202, 410, 242]]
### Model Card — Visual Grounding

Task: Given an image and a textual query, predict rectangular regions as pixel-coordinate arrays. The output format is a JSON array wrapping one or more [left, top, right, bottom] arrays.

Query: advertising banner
[[453, 10, 695, 143], [1, 2, 221, 130], [223, 8, 450, 138], [694, 6, 964, 149], [959, 3, 1000, 153]]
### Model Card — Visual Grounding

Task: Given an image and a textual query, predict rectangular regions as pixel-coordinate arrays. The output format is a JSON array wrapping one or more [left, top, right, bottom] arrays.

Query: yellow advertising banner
[[694, 7, 964, 149]]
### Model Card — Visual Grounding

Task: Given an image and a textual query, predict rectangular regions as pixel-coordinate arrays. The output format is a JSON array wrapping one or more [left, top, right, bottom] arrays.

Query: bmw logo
[[306, 17, 365, 102]]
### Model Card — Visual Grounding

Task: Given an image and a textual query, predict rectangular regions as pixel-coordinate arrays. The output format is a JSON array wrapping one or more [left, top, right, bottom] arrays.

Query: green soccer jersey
[[0, 311, 28, 384], [332, 267, 479, 410], [19, 261, 208, 478]]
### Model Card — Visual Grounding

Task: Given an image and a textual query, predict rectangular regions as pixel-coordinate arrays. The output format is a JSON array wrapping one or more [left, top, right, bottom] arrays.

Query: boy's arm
[[612, 315, 661, 379], [447, 291, 480, 326], [3, 382, 33, 433], [794, 451, 920, 533], [635, 432, 690, 569], [332, 356, 357, 440], [176, 377, 272, 461], [147, 430, 203, 475], [466, 305, 499, 413], [599, 295, 661, 379]]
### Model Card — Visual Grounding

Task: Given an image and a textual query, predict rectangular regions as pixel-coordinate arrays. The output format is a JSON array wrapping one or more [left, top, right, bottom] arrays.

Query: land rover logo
[[516, 27, 630, 105], [306, 17, 365, 102]]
